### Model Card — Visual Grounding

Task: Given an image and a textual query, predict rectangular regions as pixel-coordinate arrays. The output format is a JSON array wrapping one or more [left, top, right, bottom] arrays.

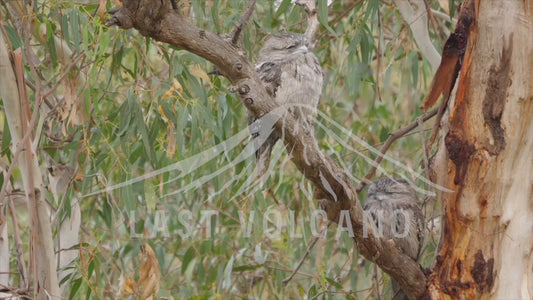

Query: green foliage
[[0, 0, 461, 298]]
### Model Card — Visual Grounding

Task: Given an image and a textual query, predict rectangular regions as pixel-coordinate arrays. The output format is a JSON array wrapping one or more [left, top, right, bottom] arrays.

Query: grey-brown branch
[[106, 1, 427, 298]]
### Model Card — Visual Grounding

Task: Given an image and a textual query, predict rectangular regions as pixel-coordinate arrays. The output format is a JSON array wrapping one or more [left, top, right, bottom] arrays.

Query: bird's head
[[258, 33, 311, 61], [367, 177, 418, 203]]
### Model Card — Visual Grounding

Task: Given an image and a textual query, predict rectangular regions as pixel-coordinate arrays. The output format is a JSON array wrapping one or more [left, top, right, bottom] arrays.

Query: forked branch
[[106, 1, 427, 298]]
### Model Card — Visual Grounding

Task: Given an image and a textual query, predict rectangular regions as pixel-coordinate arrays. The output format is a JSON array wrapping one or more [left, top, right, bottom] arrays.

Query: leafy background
[[0, 0, 459, 298]]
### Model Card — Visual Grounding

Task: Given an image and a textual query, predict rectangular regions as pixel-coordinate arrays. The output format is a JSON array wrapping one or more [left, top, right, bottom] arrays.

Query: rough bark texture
[[108, 0, 427, 298], [429, 0, 533, 298]]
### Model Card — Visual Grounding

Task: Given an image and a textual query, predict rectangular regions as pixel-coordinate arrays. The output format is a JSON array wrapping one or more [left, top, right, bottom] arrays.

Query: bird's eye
[[286, 44, 297, 49]]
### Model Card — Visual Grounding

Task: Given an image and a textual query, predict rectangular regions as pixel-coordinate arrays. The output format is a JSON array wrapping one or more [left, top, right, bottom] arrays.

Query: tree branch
[[295, 0, 320, 41], [8, 196, 28, 288], [0, 30, 60, 299], [282, 223, 331, 285], [106, 1, 427, 298], [230, 0, 256, 46], [356, 107, 439, 193], [393, 0, 441, 70]]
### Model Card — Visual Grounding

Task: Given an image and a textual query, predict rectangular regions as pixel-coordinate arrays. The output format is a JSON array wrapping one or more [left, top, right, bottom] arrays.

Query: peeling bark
[[481, 39, 512, 155], [429, 0, 533, 298], [0, 33, 60, 299], [471, 250, 494, 293]]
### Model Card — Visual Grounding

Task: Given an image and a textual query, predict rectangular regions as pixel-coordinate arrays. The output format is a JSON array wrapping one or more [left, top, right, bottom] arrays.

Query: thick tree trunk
[[429, 1, 533, 298]]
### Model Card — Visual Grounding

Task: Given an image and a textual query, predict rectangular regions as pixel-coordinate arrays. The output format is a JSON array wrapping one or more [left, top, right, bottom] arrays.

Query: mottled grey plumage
[[363, 177, 425, 300], [249, 33, 323, 177]]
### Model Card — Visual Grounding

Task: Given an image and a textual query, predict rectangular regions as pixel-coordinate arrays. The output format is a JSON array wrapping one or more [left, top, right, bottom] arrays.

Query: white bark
[[479, 2, 533, 298], [430, 0, 533, 298], [0, 213, 8, 286], [57, 200, 81, 292], [0, 223, 11, 299], [394, 0, 441, 70], [0, 31, 60, 299]]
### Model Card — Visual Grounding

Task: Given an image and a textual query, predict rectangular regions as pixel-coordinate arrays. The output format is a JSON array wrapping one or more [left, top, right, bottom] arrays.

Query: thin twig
[[376, 5, 383, 102], [41, 53, 86, 99], [356, 107, 439, 193], [295, 0, 319, 41], [0, 283, 31, 299], [282, 223, 330, 285], [231, 0, 256, 46], [9, 196, 28, 288], [316, 0, 362, 42], [418, 116, 431, 181], [423, 0, 440, 41], [23, 78, 54, 109], [426, 96, 449, 153]]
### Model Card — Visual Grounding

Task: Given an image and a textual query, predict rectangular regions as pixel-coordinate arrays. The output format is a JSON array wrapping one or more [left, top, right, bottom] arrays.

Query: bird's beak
[[374, 193, 388, 201], [294, 45, 309, 54]]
